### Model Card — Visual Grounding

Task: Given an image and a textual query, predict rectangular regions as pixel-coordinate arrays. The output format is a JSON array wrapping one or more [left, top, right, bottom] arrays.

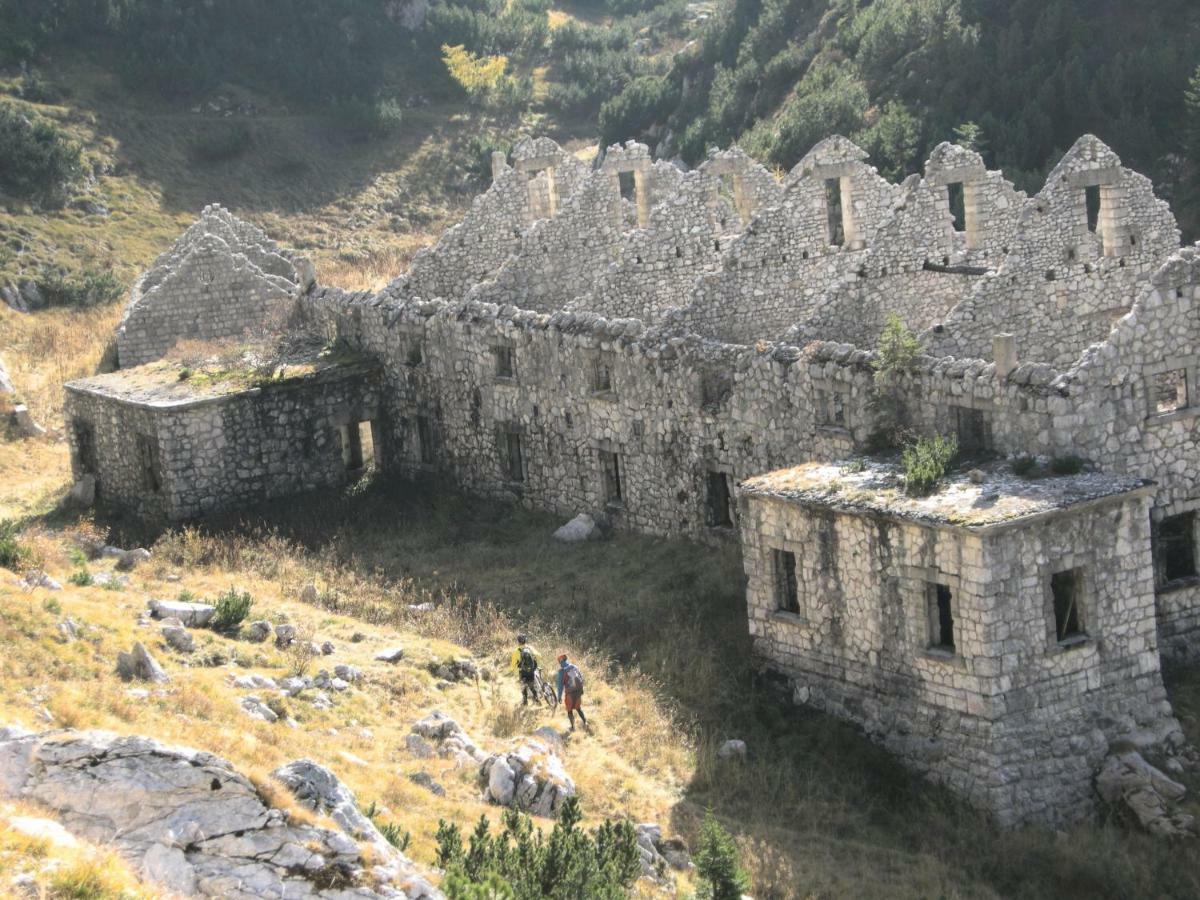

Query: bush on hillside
[[0, 103, 83, 200], [334, 95, 404, 142], [0, 520, 31, 571], [211, 587, 254, 633], [694, 810, 750, 900], [37, 269, 125, 307], [435, 796, 640, 898]]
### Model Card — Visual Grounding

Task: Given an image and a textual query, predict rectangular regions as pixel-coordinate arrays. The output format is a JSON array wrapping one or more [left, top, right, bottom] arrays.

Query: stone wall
[[65, 362, 381, 521], [924, 135, 1181, 369], [740, 481, 1178, 826], [116, 205, 312, 368]]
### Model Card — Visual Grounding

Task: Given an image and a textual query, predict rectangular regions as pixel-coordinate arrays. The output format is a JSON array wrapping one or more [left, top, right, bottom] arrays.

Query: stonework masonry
[[69, 132, 1200, 827]]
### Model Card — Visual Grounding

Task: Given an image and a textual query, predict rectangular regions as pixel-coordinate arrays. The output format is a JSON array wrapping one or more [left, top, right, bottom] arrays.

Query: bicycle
[[531, 669, 559, 710]]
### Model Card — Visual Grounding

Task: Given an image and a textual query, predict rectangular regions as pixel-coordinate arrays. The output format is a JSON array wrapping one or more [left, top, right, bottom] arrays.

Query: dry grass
[[0, 302, 123, 426], [0, 802, 156, 899]]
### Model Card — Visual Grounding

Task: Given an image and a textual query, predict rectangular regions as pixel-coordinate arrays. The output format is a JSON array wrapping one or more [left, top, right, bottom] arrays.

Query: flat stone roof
[[740, 460, 1152, 529], [65, 347, 375, 410]]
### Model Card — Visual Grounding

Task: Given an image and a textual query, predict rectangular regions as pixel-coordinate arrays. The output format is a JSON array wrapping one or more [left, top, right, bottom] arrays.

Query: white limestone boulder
[[479, 737, 575, 817], [148, 599, 215, 627], [553, 513, 599, 543]]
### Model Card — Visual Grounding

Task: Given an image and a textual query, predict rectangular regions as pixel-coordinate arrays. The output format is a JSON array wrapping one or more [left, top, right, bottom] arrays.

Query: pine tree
[[694, 810, 749, 900]]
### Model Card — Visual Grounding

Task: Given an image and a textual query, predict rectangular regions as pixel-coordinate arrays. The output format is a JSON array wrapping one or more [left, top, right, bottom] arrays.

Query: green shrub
[[190, 122, 253, 163], [334, 96, 404, 141], [36, 269, 125, 307], [901, 434, 958, 495], [364, 801, 411, 851], [68, 568, 93, 587], [694, 810, 749, 900], [1049, 455, 1085, 476], [42, 597, 62, 615], [435, 796, 640, 898], [17, 71, 62, 104], [0, 102, 84, 200], [0, 520, 31, 571], [211, 588, 254, 633], [1011, 455, 1038, 478]]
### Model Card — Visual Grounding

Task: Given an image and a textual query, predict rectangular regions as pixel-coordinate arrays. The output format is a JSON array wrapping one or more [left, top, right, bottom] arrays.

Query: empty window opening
[[773, 549, 799, 614], [1051, 569, 1086, 644], [406, 340, 423, 367], [1152, 369, 1188, 414], [825, 178, 845, 247], [947, 182, 967, 233], [416, 416, 435, 465], [340, 421, 376, 475], [926, 583, 955, 652], [1156, 512, 1198, 585], [599, 450, 623, 505], [135, 434, 161, 494], [499, 429, 524, 482], [1085, 185, 1102, 234], [492, 345, 515, 380], [817, 389, 847, 428], [700, 371, 733, 409], [617, 170, 637, 202], [73, 419, 97, 476], [953, 406, 992, 456], [592, 353, 615, 395], [705, 470, 734, 528]]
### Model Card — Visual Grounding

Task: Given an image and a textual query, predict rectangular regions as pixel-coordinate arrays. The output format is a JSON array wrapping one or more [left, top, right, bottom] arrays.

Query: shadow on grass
[[75, 473, 1200, 899]]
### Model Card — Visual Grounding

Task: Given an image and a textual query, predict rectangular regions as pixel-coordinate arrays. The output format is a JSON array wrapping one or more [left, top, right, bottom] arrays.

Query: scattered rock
[[56, 618, 79, 642], [116, 642, 169, 684], [161, 625, 194, 653], [279, 677, 309, 696], [274, 623, 296, 647], [245, 620, 272, 643], [116, 548, 151, 571], [0, 356, 13, 395], [351, 632, 368, 643], [407, 602, 435, 613], [21, 570, 61, 591], [405, 733, 435, 759], [553, 513, 599, 543], [239, 695, 279, 723], [310, 691, 333, 710], [635, 822, 693, 880], [480, 738, 576, 817], [232, 674, 279, 691], [68, 475, 96, 507], [92, 571, 129, 589], [12, 404, 46, 438], [148, 599, 215, 627], [412, 711, 463, 741], [428, 657, 478, 683], [1097, 750, 1194, 837], [299, 583, 319, 604], [717, 739, 747, 762], [333, 664, 362, 683], [320, 641, 335, 656], [375, 647, 406, 663], [409, 771, 446, 797]]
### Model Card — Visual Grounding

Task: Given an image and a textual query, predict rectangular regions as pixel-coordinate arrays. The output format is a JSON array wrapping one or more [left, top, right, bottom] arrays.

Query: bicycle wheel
[[540, 677, 559, 710]]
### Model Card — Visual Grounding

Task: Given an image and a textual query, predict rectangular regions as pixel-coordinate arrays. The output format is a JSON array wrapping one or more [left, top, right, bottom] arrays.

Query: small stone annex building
[[66, 133, 1200, 826], [740, 462, 1176, 827]]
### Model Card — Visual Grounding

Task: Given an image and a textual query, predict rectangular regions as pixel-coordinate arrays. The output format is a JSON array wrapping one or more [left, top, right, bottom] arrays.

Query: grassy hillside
[[3, 466, 1200, 897]]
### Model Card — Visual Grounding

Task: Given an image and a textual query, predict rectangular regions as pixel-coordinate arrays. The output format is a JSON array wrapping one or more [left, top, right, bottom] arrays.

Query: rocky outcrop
[[479, 737, 575, 818], [0, 727, 441, 899], [149, 598, 215, 627]]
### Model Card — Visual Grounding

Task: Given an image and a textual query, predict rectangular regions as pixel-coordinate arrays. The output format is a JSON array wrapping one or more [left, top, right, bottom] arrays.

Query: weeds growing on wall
[[867, 313, 922, 451]]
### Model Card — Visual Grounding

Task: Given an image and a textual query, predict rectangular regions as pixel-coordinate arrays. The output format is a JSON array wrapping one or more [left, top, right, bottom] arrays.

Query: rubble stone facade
[[65, 358, 380, 520], [739, 462, 1180, 827], [72, 132, 1200, 827]]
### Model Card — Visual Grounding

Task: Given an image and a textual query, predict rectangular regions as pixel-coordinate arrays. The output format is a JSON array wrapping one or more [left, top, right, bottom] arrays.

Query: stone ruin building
[[65, 133, 1200, 828]]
